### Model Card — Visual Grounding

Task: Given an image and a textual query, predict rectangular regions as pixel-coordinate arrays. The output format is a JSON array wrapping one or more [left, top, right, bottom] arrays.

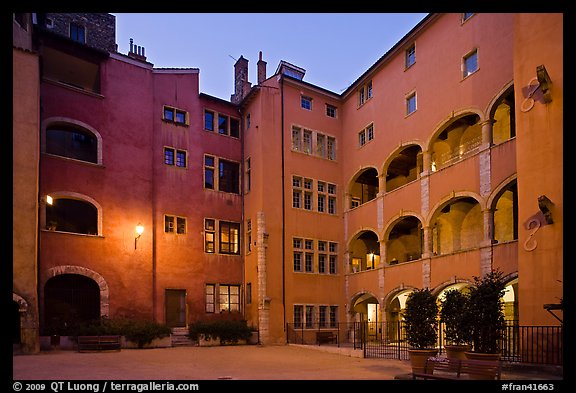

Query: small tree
[[403, 288, 439, 349], [440, 289, 472, 345], [467, 270, 507, 354]]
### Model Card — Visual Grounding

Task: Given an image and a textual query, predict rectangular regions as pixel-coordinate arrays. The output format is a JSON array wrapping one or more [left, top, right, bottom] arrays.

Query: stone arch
[[42, 191, 103, 236], [382, 212, 424, 265], [43, 265, 110, 318], [41, 116, 103, 165], [381, 141, 424, 192], [346, 166, 380, 209]]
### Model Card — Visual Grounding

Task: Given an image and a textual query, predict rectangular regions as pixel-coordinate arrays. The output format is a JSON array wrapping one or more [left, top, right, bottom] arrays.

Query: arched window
[[350, 168, 379, 208], [431, 197, 482, 255], [349, 230, 380, 272], [493, 181, 518, 243], [46, 124, 98, 163], [491, 89, 516, 145], [46, 197, 98, 235], [430, 114, 481, 171], [385, 145, 422, 192], [386, 216, 423, 264]]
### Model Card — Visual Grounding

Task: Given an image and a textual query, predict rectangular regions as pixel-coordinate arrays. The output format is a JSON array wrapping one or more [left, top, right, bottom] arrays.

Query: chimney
[[257, 51, 267, 85], [231, 56, 251, 104], [128, 38, 147, 62]]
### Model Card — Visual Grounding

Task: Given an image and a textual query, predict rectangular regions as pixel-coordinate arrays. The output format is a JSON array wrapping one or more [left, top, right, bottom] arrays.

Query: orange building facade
[[13, 13, 563, 353]]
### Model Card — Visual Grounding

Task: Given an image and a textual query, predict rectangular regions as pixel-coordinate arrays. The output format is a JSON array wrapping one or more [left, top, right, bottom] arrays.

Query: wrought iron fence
[[286, 321, 562, 365]]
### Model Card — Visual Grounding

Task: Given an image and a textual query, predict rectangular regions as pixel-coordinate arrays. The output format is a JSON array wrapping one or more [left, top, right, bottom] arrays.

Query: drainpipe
[[280, 75, 286, 330]]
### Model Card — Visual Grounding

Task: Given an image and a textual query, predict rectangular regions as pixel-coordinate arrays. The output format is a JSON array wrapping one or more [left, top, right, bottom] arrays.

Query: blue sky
[[113, 13, 429, 100]]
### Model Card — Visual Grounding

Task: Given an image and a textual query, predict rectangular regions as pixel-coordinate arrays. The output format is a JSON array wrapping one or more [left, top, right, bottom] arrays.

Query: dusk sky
[[113, 13, 429, 100]]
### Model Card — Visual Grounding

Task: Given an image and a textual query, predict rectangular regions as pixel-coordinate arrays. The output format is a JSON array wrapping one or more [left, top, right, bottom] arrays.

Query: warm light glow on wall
[[46, 195, 53, 205], [135, 223, 144, 249]]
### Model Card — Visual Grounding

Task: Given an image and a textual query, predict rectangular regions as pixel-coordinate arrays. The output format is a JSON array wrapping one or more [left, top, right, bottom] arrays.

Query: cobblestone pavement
[[12, 344, 563, 382]]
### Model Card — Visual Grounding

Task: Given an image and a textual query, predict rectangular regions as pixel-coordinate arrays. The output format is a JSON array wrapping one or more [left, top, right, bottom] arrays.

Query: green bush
[[188, 319, 252, 344], [66, 317, 171, 348], [440, 289, 472, 345], [403, 288, 439, 349]]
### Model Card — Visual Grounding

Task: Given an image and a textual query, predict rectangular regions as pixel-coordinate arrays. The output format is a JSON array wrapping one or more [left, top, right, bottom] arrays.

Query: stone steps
[[171, 327, 195, 347]]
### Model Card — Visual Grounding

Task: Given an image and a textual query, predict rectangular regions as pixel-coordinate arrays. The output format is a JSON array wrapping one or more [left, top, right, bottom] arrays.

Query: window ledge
[[43, 78, 105, 99], [41, 229, 103, 238], [41, 152, 105, 168]]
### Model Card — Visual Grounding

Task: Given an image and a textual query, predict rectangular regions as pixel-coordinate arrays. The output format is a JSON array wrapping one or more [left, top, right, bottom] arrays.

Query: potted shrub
[[465, 270, 507, 364], [439, 288, 472, 360], [402, 288, 439, 374]]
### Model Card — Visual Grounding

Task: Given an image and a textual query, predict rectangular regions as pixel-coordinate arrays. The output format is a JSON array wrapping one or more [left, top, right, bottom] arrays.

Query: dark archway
[[44, 274, 100, 334]]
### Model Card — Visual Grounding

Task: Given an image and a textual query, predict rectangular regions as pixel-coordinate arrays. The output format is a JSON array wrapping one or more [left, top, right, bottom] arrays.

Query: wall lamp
[[536, 64, 552, 103], [135, 223, 144, 249]]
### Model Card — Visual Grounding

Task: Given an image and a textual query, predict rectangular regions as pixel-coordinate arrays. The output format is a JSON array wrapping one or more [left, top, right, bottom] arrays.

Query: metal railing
[[286, 321, 563, 365]]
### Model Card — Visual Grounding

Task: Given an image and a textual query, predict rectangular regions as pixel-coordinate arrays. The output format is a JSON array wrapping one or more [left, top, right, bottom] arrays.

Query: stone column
[[480, 119, 495, 150], [256, 211, 270, 344], [422, 226, 433, 259]]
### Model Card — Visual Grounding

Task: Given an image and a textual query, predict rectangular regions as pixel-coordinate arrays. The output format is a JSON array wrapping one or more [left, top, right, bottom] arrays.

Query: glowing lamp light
[[46, 195, 53, 205], [135, 223, 144, 249]]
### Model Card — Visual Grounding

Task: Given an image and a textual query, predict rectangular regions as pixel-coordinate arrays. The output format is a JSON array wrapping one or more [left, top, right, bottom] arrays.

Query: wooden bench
[[77, 335, 122, 352], [316, 331, 338, 345], [412, 357, 502, 380]]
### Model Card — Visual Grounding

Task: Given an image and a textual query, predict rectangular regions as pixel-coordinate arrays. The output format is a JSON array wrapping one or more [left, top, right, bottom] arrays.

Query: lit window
[[205, 284, 215, 313], [219, 221, 240, 255], [219, 285, 240, 312], [205, 219, 215, 253]]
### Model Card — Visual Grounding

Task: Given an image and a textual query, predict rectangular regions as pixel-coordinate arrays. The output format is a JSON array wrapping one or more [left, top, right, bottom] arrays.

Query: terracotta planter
[[445, 344, 471, 360], [464, 351, 501, 379], [408, 348, 438, 374]]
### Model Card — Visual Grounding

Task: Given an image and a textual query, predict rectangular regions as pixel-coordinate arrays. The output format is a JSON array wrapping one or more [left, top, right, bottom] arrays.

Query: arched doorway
[[351, 292, 381, 340], [44, 274, 100, 334]]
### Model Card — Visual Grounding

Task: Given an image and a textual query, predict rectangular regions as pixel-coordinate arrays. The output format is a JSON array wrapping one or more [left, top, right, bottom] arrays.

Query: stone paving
[[13, 344, 563, 382]]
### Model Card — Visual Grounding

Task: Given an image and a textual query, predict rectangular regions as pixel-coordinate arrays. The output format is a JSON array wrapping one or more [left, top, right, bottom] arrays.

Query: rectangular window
[[164, 215, 174, 233], [176, 217, 186, 234], [318, 254, 326, 273], [205, 219, 215, 253], [70, 23, 85, 43], [246, 282, 252, 305], [164, 107, 174, 122], [219, 284, 240, 312], [293, 237, 303, 272], [205, 284, 215, 313], [303, 130, 312, 154], [204, 155, 215, 189], [304, 178, 312, 190], [406, 44, 416, 68], [230, 118, 240, 138], [164, 106, 188, 125], [327, 137, 336, 160], [218, 114, 228, 135], [326, 104, 337, 118], [358, 87, 365, 106], [328, 197, 336, 215], [329, 255, 337, 274], [245, 158, 251, 193], [294, 305, 303, 328], [463, 49, 478, 78], [164, 147, 175, 165], [219, 221, 240, 255], [406, 92, 417, 115], [359, 130, 366, 147], [301, 96, 312, 110], [219, 159, 240, 194], [329, 306, 338, 327], [367, 81, 373, 99], [305, 305, 314, 328], [319, 306, 327, 328], [329, 242, 338, 274], [358, 80, 372, 106], [305, 253, 313, 272], [304, 192, 312, 210], [367, 124, 374, 141], [175, 110, 187, 125], [246, 219, 252, 254], [176, 150, 187, 168], [292, 176, 302, 209], [317, 134, 326, 158], [291, 126, 301, 151], [317, 195, 325, 213], [204, 110, 215, 131]]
